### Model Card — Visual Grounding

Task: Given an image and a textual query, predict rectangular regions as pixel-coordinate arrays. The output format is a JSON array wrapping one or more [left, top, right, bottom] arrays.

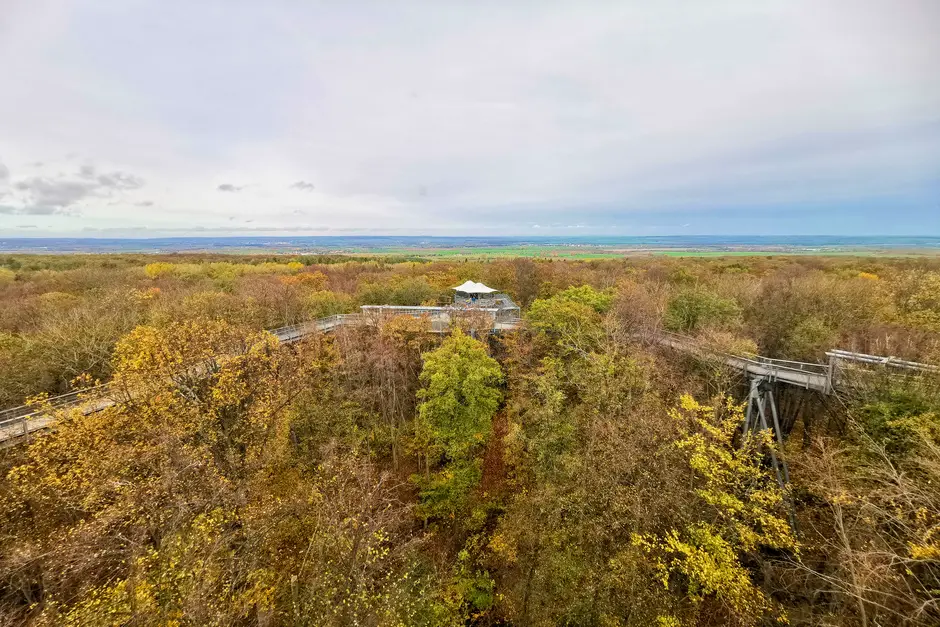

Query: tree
[[0, 320, 328, 623], [0, 267, 15, 286], [511, 258, 541, 308], [792, 375, 940, 626], [413, 330, 503, 523], [526, 285, 614, 355], [664, 286, 741, 335], [631, 395, 799, 626]]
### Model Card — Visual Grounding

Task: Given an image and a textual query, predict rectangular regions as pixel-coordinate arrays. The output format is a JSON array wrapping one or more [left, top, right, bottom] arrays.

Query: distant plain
[[1, 235, 939, 258]]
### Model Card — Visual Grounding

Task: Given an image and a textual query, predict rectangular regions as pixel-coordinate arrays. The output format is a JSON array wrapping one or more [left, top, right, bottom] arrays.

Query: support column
[[743, 376, 797, 532]]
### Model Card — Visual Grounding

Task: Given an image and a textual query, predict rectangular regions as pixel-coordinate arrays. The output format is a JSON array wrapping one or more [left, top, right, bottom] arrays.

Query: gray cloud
[[217, 183, 243, 192], [13, 178, 96, 210], [4, 166, 146, 215], [135, 200, 154, 207], [0, 206, 16, 214], [96, 171, 144, 190], [0, 162, 9, 181], [290, 180, 315, 191]]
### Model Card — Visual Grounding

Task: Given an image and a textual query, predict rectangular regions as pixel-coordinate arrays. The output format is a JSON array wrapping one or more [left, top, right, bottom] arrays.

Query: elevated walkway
[[3, 312, 935, 445], [0, 309, 520, 444], [652, 331, 833, 393]]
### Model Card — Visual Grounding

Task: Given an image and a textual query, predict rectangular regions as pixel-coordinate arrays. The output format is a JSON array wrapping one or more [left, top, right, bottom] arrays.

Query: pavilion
[[452, 280, 497, 301]]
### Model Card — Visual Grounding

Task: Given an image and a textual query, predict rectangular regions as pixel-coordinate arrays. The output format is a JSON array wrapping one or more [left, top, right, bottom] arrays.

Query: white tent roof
[[452, 280, 498, 294]]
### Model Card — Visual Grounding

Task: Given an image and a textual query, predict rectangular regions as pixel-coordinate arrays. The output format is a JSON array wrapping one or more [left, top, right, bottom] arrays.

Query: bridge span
[[1, 310, 934, 445]]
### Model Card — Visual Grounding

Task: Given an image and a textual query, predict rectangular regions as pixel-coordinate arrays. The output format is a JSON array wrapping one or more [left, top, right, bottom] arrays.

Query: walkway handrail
[[0, 310, 511, 442], [1, 317, 349, 438], [6, 313, 933, 443], [0, 383, 112, 427], [655, 330, 830, 376], [825, 349, 938, 373]]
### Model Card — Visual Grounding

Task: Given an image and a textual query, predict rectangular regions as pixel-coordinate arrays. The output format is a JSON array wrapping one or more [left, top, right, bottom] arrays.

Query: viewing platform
[[360, 281, 521, 332]]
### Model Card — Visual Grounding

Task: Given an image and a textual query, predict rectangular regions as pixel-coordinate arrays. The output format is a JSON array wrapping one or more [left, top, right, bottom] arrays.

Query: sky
[[0, 0, 938, 237]]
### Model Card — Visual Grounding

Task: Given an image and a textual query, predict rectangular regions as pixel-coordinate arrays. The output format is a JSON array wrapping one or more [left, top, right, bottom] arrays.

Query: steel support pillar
[[743, 376, 797, 532]]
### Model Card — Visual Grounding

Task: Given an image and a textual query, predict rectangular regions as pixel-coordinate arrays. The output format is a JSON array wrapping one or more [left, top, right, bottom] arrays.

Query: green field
[[352, 246, 938, 260], [360, 246, 623, 259]]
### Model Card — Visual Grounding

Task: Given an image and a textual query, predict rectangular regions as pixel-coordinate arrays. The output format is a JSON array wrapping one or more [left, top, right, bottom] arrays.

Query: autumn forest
[[1, 252, 939, 626]]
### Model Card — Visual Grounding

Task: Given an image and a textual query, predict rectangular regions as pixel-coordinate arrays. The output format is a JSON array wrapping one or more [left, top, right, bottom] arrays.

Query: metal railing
[[0, 383, 112, 427], [825, 349, 938, 373], [654, 331, 831, 379], [1, 310, 479, 441], [0, 316, 357, 441], [4, 313, 936, 443]]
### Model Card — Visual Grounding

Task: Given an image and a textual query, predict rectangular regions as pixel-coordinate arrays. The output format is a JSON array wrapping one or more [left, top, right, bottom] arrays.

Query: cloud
[[16, 224, 37, 228], [0, 162, 9, 181], [2, 166, 146, 215], [135, 200, 154, 207], [13, 178, 96, 210], [0, 1, 937, 235], [0, 205, 16, 214], [96, 171, 144, 190]]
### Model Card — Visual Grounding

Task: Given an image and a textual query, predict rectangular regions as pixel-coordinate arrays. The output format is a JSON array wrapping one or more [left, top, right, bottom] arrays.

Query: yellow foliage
[[128, 286, 160, 303], [144, 261, 305, 281], [280, 270, 327, 289], [143, 262, 176, 279], [488, 532, 518, 565], [0, 267, 16, 285], [36, 291, 79, 310], [51, 509, 276, 626], [632, 395, 798, 623]]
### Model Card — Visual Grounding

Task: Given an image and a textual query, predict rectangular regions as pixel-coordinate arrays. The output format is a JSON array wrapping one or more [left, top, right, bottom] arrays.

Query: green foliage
[[664, 287, 741, 334], [416, 330, 503, 462], [413, 330, 502, 522], [414, 460, 484, 521], [784, 315, 837, 359], [303, 290, 354, 318], [448, 536, 497, 614], [359, 277, 443, 306], [855, 383, 940, 456], [526, 285, 613, 354], [902, 271, 940, 331], [551, 284, 615, 313]]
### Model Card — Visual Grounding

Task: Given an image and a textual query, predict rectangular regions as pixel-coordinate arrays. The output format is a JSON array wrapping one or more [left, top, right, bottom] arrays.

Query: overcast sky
[[1, 0, 938, 237]]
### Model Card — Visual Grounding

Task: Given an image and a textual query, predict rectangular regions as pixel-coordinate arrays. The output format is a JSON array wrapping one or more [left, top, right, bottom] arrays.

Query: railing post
[[826, 354, 836, 394]]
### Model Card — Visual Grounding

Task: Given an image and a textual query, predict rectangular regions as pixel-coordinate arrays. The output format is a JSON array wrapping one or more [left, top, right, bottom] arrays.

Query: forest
[[0, 252, 939, 626]]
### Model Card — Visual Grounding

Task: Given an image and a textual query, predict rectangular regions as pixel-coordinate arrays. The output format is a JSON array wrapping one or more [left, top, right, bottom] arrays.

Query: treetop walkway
[[1, 308, 934, 445]]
